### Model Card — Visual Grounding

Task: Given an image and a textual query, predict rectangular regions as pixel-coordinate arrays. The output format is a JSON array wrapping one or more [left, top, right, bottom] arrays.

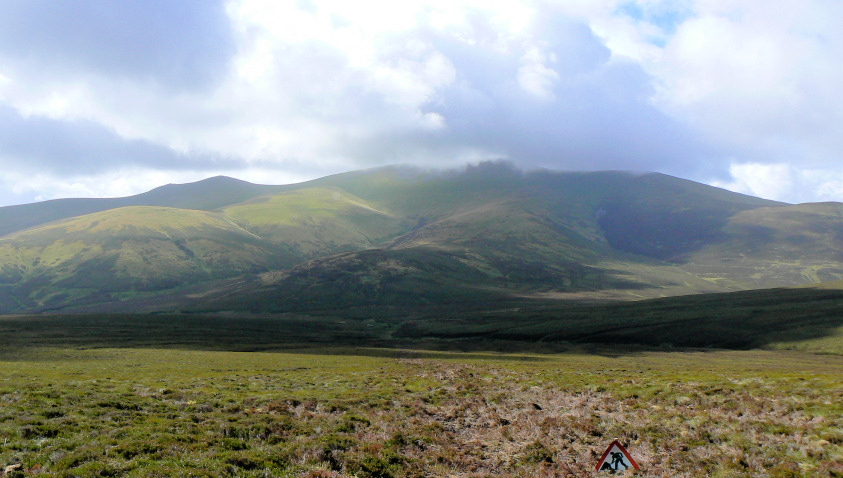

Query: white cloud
[[714, 162, 843, 204], [713, 162, 795, 202], [3, 169, 197, 202], [648, 1, 843, 166], [0, 0, 842, 205], [517, 46, 560, 99], [1, 0, 613, 172], [1, 166, 311, 204]]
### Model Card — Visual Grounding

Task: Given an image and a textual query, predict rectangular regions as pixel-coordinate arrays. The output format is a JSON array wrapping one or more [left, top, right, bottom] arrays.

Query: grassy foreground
[[0, 346, 840, 477]]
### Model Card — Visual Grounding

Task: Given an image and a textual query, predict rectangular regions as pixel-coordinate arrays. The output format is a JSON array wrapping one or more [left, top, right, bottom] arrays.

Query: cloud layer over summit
[[0, 0, 841, 205]]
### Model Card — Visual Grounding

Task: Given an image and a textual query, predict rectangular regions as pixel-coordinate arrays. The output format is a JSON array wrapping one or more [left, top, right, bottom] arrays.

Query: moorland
[[0, 322, 840, 477]]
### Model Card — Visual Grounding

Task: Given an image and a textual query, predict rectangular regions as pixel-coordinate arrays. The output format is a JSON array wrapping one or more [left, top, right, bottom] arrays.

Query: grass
[[677, 203, 843, 288], [0, 207, 298, 313], [3, 207, 236, 239], [221, 187, 409, 260], [0, 346, 840, 477]]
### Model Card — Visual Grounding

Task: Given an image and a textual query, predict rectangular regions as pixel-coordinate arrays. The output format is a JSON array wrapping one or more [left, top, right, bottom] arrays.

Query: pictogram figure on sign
[[610, 451, 628, 470]]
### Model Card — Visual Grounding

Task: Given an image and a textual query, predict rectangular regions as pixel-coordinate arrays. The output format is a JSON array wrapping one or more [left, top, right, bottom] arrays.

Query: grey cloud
[[341, 12, 719, 179], [0, 105, 237, 174], [535, 17, 612, 74], [0, 0, 235, 90]]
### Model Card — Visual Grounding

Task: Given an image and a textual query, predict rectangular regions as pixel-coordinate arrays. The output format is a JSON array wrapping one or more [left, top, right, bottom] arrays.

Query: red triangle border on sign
[[595, 439, 640, 471]]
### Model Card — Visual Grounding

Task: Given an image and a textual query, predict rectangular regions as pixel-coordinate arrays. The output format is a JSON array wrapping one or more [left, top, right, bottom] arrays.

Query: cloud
[[0, 166, 311, 205], [412, 11, 713, 173], [713, 162, 795, 202], [648, 0, 843, 167], [0, 0, 841, 206], [0, 0, 234, 90], [220, 1, 710, 173], [0, 105, 238, 174], [713, 162, 843, 204]]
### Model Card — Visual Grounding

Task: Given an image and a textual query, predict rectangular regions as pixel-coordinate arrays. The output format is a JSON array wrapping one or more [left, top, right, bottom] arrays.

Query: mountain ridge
[[0, 175, 285, 238], [1, 163, 839, 315]]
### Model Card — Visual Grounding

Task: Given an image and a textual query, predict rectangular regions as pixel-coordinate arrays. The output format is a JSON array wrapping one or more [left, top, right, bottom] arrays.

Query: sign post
[[596, 439, 639, 474]]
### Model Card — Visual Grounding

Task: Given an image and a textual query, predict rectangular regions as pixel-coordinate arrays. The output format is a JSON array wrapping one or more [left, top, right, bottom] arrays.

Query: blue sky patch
[[616, 1, 694, 40]]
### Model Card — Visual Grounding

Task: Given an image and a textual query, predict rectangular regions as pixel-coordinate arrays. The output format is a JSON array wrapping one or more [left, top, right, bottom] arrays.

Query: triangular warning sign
[[596, 440, 639, 473]]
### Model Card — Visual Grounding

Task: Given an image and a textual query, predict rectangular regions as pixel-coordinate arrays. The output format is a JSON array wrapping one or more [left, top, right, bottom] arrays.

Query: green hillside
[[0, 206, 294, 312], [591, 173, 779, 260], [222, 187, 409, 259], [134, 175, 286, 211], [678, 202, 843, 288], [310, 164, 779, 250], [210, 165, 792, 312], [0, 176, 282, 237], [386, 200, 606, 291]]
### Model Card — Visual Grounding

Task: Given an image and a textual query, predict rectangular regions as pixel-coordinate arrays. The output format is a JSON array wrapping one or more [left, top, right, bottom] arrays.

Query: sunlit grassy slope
[[803, 278, 843, 289], [0, 176, 283, 238], [194, 164, 817, 313], [0, 206, 295, 312], [222, 187, 409, 259]]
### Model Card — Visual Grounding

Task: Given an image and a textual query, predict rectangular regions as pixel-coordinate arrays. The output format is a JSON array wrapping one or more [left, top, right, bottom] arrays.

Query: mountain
[[677, 202, 843, 288], [0, 206, 294, 311], [0, 176, 283, 238], [188, 165, 788, 313], [3, 162, 843, 314], [221, 187, 410, 260]]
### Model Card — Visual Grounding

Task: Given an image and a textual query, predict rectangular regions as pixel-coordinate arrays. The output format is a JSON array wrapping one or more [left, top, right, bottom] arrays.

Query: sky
[[0, 0, 841, 206]]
